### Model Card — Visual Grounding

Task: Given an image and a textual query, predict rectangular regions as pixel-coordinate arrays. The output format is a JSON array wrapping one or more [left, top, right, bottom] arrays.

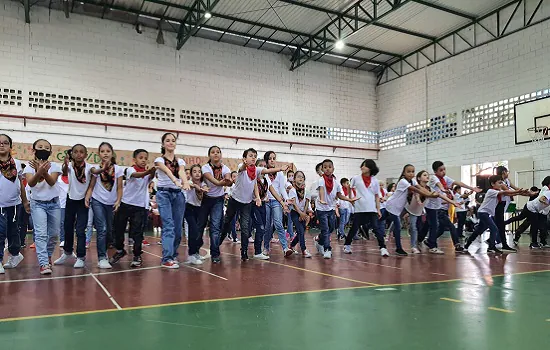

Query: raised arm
[[155, 161, 181, 188]]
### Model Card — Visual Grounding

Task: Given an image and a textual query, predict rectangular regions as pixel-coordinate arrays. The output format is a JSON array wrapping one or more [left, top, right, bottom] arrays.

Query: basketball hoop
[[527, 126, 549, 147]]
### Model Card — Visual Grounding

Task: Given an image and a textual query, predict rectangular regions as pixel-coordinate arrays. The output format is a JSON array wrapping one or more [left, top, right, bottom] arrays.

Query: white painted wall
[[0, 1, 378, 183]]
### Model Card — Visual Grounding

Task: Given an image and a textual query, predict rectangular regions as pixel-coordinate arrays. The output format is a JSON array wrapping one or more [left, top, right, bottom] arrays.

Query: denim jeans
[[420, 208, 439, 248], [114, 202, 145, 256], [466, 212, 498, 249], [185, 204, 201, 256], [0, 204, 22, 261], [408, 214, 420, 248], [436, 209, 459, 246], [198, 195, 225, 259], [221, 198, 252, 253], [345, 212, 386, 248], [381, 210, 403, 250], [264, 199, 288, 251], [30, 198, 61, 266], [287, 212, 294, 237], [59, 208, 65, 242], [86, 208, 94, 244], [91, 198, 114, 260], [157, 188, 185, 263], [290, 210, 307, 251], [64, 197, 88, 258], [251, 202, 267, 255], [338, 208, 350, 237], [317, 210, 336, 251], [456, 211, 466, 239]]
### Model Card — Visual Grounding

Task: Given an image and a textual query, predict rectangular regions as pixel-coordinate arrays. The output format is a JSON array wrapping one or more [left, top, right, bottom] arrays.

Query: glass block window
[[180, 111, 288, 135], [379, 126, 406, 150], [0, 88, 22, 106], [327, 127, 378, 143], [292, 123, 327, 138], [406, 120, 429, 145], [427, 113, 457, 142]]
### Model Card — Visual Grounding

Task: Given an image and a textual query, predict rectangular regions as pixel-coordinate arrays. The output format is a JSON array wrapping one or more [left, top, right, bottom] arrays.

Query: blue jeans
[[287, 212, 294, 236], [251, 202, 267, 255], [317, 210, 336, 251], [290, 210, 306, 251], [91, 198, 114, 260], [339, 208, 350, 237], [86, 208, 93, 243], [420, 208, 439, 248], [59, 208, 65, 242], [198, 195, 225, 259], [0, 204, 22, 261], [408, 214, 420, 248], [157, 188, 185, 263], [30, 198, 61, 266], [264, 199, 287, 251], [381, 210, 403, 250], [466, 212, 498, 249], [221, 198, 252, 253]]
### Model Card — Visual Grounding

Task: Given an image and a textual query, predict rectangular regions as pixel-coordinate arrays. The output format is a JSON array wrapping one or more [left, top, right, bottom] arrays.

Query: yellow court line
[[488, 307, 515, 313], [440, 297, 462, 303]]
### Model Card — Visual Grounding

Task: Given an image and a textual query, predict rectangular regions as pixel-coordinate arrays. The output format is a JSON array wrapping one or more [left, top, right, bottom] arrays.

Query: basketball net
[[527, 126, 549, 148]]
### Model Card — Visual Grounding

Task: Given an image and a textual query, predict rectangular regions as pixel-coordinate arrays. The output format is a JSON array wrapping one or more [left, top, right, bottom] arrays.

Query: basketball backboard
[[514, 96, 550, 144]]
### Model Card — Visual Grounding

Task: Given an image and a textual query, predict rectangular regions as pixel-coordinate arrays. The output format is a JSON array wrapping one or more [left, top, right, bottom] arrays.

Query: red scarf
[[0, 156, 18, 183], [362, 174, 372, 189], [100, 162, 115, 191], [380, 188, 386, 197], [322, 174, 335, 194], [133, 165, 146, 172], [209, 162, 223, 181], [436, 175, 453, 199], [61, 175, 69, 184], [246, 165, 256, 180]]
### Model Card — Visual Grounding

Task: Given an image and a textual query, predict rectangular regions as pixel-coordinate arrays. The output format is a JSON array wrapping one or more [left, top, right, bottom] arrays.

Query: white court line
[[336, 257, 402, 270], [89, 272, 122, 310], [142, 250, 228, 281], [516, 261, 550, 266], [431, 272, 448, 276], [144, 319, 214, 330]]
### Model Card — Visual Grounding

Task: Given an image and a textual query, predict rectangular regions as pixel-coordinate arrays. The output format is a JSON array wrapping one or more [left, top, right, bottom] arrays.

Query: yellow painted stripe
[[488, 307, 515, 313], [440, 297, 462, 303]]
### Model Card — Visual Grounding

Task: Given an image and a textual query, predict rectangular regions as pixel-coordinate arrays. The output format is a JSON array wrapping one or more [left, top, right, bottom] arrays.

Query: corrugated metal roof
[[422, 0, 513, 16], [347, 29, 431, 55]]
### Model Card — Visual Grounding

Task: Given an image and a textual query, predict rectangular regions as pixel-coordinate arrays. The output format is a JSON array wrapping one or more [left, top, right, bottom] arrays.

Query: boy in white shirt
[[525, 185, 550, 249]]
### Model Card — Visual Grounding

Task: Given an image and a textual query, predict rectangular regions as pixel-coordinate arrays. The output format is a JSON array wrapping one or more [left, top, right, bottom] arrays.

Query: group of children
[[1, 131, 549, 275]]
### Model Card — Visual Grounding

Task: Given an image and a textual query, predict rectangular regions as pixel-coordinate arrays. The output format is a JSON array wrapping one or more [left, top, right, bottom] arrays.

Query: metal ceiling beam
[[23, 0, 30, 23], [143, 0, 401, 57], [176, 0, 220, 50], [290, 0, 410, 71], [276, 0, 436, 40], [411, 0, 476, 20], [379, 0, 550, 84]]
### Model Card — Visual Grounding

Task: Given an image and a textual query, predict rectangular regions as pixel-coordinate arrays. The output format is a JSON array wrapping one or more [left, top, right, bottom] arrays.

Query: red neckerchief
[[61, 175, 69, 184], [294, 182, 305, 201], [322, 174, 335, 194], [436, 175, 453, 199], [0, 156, 18, 183], [343, 187, 349, 196], [380, 188, 386, 197], [246, 165, 256, 180], [268, 168, 277, 181], [164, 157, 180, 179], [209, 162, 223, 181], [258, 176, 268, 199], [133, 165, 146, 172], [362, 174, 372, 189], [73, 161, 87, 184], [100, 162, 115, 191]]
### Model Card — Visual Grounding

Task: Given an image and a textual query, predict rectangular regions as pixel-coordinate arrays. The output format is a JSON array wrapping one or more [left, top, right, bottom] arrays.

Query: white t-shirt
[[67, 162, 93, 201], [350, 175, 380, 213], [527, 190, 550, 214], [23, 162, 62, 201], [424, 175, 454, 210], [154, 157, 186, 189], [338, 197, 352, 211], [315, 177, 342, 212], [91, 164, 124, 205], [184, 181, 204, 207], [231, 166, 265, 204], [379, 188, 388, 209], [202, 163, 231, 198], [478, 189, 501, 216], [266, 172, 289, 201], [122, 167, 151, 208], [309, 179, 320, 201], [386, 178, 417, 216], [405, 192, 424, 216], [454, 192, 468, 212], [0, 158, 22, 207], [57, 176, 69, 209], [288, 187, 310, 212]]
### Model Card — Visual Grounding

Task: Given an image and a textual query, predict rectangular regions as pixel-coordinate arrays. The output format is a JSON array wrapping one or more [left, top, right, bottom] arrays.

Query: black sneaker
[[530, 243, 541, 249], [455, 246, 465, 253], [487, 247, 503, 254], [501, 245, 517, 253], [109, 250, 127, 264], [396, 248, 408, 256], [21, 243, 26, 248], [241, 251, 249, 261], [212, 257, 221, 264], [130, 255, 142, 268]]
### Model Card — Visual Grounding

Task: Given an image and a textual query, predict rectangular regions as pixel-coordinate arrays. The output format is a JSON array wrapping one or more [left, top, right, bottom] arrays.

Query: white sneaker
[[186, 255, 203, 265], [98, 259, 112, 269], [411, 247, 421, 254], [194, 253, 207, 261], [314, 237, 324, 255], [495, 243, 503, 249], [73, 258, 85, 268], [343, 245, 352, 254], [302, 250, 312, 258], [253, 253, 270, 260], [0, 263, 4, 274], [419, 241, 429, 253], [429, 248, 444, 255], [54, 253, 74, 265], [4, 253, 24, 268], [232, 239, 241, 244], [284, 248, 294, 257], [323, 250, 332, 259], [248, 237, 254, 243], [380, 248, 390, 257], [59, 241, 65, 247]]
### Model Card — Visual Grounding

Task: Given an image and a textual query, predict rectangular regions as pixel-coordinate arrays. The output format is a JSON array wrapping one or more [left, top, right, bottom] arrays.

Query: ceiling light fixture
[[204, 12, 212, 19], [335, 40, 345, 50]]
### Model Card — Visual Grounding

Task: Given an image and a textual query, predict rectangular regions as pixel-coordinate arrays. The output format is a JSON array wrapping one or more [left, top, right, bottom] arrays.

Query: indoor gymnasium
[[1, 0, 550, 349]]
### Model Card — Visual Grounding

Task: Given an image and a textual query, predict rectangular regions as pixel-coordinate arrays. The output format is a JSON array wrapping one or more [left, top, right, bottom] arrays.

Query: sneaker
[[173, 257, 180, 265], [419, 241, 429, 253], [30, 243, 35, 249], [40, 264, 53, 275], [157, 240, 162, 245], [186, 255, 203, 265], [73, 258, 85, 268], [495, 243, 503, 249], [380, 248, 390, 257], [233, 239, 241, 244], [21, 243, 26, 248], [454, 246, 465, 253], [487, 247, 503, 254], [284, 248, 294, 257], [241, 251, 249, 261], [54, 253, 74, 265], [411, 247, 421, 254], [501, 245, 517, 253], [248, 237, 254, 243], [314, 236, 324, 255], [85, 242, 90, 249], [429, 248, 444, 255], [262, 249, 270, 256], [98, 259, 112, 269], [3, 253, 24, 268], [130, 256, 143, 268], [59, 241, 64, 247], [254, 253, 270, 260], [110, 250, 127, 265], [343, 245, 352, 254], [396, 248, 408, 256], [162, 260, 179, 269], [0, 263, 4, 274], [142, 240, 151, 246], [323, 250, 332, 259], [529, 243, 541, 249], [302, 249, 312, 258], [194, 253, 207, 261], [211, 257, 221, 264]]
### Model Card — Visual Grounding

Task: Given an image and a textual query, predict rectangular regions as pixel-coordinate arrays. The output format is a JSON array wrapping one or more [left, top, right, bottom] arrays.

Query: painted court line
[[336, 257, 402, 270], [144, 319, 214, 330], [488, 307, 515, 313], [440, 297, 462, 303], [89, 273, 122, 310], [142, 250, 228, 281], [515, 261, 550, 266], [431, 273, 448, 276]]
